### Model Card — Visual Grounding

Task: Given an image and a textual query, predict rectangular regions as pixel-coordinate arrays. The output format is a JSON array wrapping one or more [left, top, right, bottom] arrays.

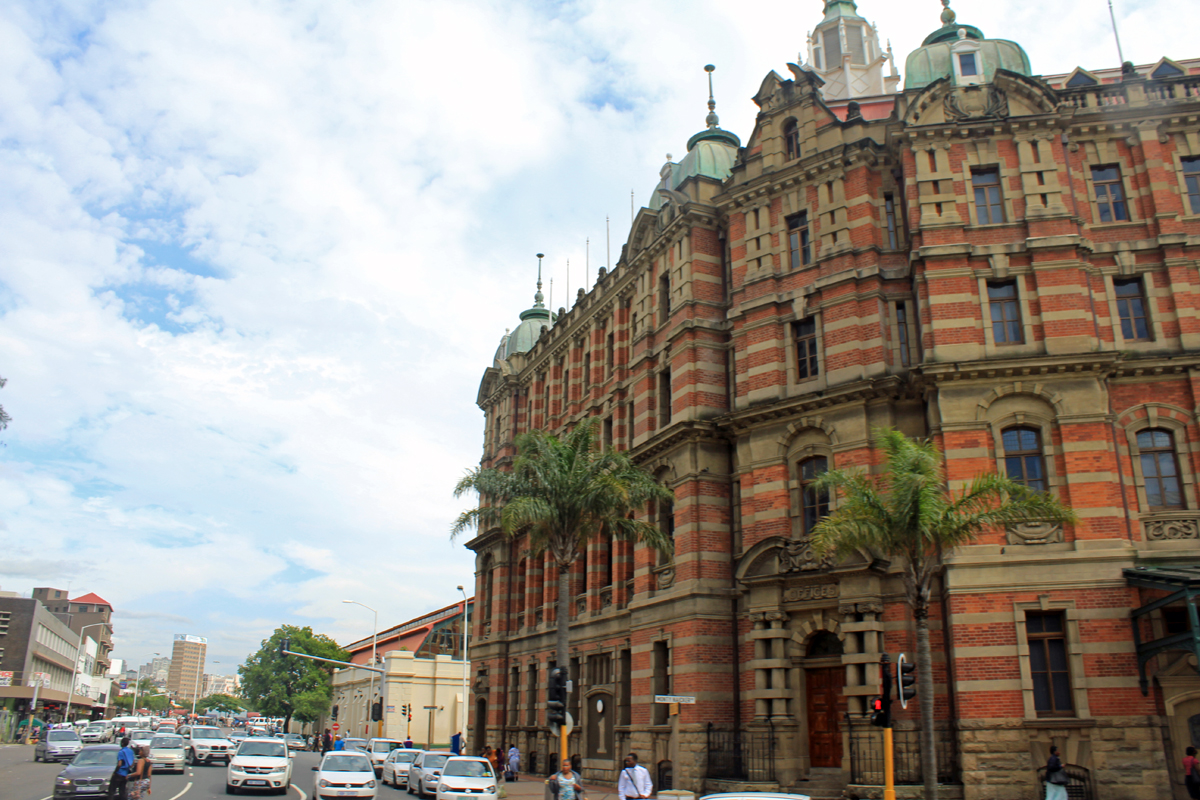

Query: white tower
[[804, 0, 900, 101]]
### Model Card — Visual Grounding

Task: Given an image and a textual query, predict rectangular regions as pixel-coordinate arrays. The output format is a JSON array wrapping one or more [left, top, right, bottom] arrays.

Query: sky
[[0, 0, 1196, 676]]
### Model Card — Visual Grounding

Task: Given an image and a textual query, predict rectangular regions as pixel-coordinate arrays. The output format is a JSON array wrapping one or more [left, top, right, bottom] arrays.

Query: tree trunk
[[914, 602, 938, 800], [556, 564, 570, 674]]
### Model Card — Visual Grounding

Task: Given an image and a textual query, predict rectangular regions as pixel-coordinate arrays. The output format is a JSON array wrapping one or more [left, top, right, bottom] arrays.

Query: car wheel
[[226, 784, 237, 795], [33, 752, 40, 762]]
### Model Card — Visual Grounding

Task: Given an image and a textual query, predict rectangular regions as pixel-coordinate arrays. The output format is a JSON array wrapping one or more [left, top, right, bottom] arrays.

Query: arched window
[[799, 456, 830, 535], [784, 119, 800, 162], [806, 631, 844, 658], [1002, 427, 1046, 491], [1138, 429, 1183, 509]]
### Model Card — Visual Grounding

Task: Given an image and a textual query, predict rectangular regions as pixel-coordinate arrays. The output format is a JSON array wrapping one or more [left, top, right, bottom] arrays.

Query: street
[[0, 742, 332, 800]]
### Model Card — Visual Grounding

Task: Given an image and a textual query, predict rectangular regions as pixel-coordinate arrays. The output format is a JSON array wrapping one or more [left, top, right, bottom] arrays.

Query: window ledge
[[1023, 717, 1096, 729]]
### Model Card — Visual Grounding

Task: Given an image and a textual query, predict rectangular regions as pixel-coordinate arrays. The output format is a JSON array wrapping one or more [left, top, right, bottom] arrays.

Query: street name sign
[[653, 695, 695, 704]]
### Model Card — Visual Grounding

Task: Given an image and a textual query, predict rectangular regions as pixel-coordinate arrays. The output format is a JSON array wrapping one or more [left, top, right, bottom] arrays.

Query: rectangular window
[[1003, 427, 1046, 492], [659, 370, 672, 427], [788, 212, 811, 268], [526, 664, 538, 725], [607, 331, 615, 377], [652, 641, 671, 725], [603, 417, 613, 451], [1184, 157, 1200, 214], [884, 194, 898, 249], [988, 281, 1023, 344], [972, 168, 1005, 224], [845, 24, 866, 65], [562, 363, 570, 404], [959, 53, 978, 77], [822, 29, 842, 68], [1138, 429, 1183, 509], [583, 350, 591, 393], [1114, 278, 1150, 341], [896, 302, 911, 367], [1026, 612, 1073, 716], [1092, 165, 1129, 222], [794, 318, 819, 380], [626, 400, 635, 446], [619, 649, 632, 726], [659, 273, 671, 326]]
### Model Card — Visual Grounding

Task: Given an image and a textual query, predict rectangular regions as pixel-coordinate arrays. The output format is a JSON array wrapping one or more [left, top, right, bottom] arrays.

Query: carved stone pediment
[[944, 86, 1008, 121], [779, 537, 833, 573], [1006, 521, 1064, 545]]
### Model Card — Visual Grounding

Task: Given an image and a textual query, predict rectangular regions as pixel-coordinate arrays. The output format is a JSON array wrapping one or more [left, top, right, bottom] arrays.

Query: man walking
[[617, 753, 652, 800], [107, 737, 136, 800]]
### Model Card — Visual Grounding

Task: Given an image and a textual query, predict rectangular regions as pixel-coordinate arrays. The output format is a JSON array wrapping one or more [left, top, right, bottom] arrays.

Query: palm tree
[[452, 419, 674, 687], [809, 428, 1075, 800]]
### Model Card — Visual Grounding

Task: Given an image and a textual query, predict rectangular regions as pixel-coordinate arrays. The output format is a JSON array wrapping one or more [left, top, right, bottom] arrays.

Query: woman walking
[[1185, 745, 1200, 799], [506, 743, 521, 782], [127, 745, 153, 800], [1044, 745, 1068, 800], [548, 758, 584, 800]]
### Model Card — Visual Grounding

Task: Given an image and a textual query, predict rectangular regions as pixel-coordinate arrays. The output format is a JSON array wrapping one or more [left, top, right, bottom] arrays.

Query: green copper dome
[[503, 305, 551, 359], [904, 2, 1031, 89], [650, 67, 740, 211]]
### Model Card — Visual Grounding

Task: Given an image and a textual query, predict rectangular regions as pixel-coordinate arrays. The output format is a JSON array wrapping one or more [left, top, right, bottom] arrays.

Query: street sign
[[654, 695, 695, 704], [0, 672, 12, 687], [332, 723, 340, 731], [386, 705, 395, 712], [549, 711, 575, 738], [422, 705, 438, 710]]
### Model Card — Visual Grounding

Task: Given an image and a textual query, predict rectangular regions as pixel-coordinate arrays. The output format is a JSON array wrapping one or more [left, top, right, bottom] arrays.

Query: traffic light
[[897, 653, 917, 709], [872, 655, 893, 729], [869, 696, 887, 728], [331, 705, 339, 721], [371, 700, 383, 722], [280, 637, 290, 658], [547, 667, 567, 726]]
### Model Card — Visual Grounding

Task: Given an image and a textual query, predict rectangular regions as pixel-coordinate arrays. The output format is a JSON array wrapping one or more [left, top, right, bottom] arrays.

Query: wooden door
[[806, 667, 843, 768]]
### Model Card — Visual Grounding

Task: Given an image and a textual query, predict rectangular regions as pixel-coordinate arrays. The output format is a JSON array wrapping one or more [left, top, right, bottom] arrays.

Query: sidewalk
[[500, 775, 623, 800]]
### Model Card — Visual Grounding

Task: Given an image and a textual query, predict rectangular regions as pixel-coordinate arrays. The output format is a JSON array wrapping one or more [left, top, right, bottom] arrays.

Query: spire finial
[[704, 64, 719, 129], [939, 0, 956, 26], [534, 253, 545, 307]]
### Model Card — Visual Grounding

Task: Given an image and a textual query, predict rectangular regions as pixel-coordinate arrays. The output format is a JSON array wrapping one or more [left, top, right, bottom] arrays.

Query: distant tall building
[[139, 656, 171, 684], [166, 635, 207, 700]]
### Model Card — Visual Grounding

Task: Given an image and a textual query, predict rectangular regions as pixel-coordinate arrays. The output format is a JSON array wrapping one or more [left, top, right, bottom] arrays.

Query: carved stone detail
[[779, 538, 833, 573], [783, 583, 839, 603], [1006, 521, 1064, 545], [945, 86, 1009, 121], [1145, 518, 1200, 541], [657, 567, 675, 590]]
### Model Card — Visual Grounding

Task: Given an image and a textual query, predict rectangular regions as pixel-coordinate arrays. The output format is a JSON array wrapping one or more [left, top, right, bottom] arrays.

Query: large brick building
[[466, 2, 1200, 798]]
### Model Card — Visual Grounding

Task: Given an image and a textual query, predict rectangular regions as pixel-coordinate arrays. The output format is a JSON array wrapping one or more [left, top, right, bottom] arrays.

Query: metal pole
[[883, 727, 896, 800], [25, 677, 42, 744], [343, 600, 379, 738], [457, 586, 469, 748], [1107, 0, 1126, 65]]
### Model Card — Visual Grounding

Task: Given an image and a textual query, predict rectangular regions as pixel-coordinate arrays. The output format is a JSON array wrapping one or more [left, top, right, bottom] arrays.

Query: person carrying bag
[[127, 745, 153, 800], [1045, 745, 1068, 800], [547, 759, 584, 800], [617, 753, 653, 800]]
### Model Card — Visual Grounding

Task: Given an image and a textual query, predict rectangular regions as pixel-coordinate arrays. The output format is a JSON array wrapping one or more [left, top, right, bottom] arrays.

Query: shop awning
[[1124, 566, 1200, 695]]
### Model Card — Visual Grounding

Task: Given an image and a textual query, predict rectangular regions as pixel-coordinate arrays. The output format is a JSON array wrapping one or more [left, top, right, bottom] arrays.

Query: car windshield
[[372, 741, 400, 753], [323, 754, 374, 772], [192, 728, 222, 739], [238, 741, 286, 758], [423, 754, 450, 770], [391, 752, 417, 763], [48, 731, 80, 741], [132, 731, 153, 738], [444, 761, 493, 778], [344, 739, 367, 751], [86, 724, 105, 730], [152, 737, 184, 749], [72, 750, 116, 767]]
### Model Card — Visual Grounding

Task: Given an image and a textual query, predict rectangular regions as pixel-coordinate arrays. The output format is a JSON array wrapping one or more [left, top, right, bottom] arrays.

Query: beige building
[[167, 634, 207, 701], [331, 651, 470, 747]]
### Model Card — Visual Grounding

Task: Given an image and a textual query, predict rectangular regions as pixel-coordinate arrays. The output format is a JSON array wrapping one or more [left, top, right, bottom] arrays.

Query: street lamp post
[[65, 623, 111, 723], [343, 600, 378, 738], [457, 586, 469, 747]]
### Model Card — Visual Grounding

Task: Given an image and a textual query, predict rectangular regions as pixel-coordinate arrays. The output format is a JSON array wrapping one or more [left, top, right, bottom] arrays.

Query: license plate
[[337, 793, 356, 797], [245, 780, 267, 786]]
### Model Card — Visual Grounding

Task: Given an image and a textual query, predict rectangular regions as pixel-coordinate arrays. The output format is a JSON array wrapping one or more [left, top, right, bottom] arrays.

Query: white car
[[381, 749, 422, 788], [365, 739, 404, 776], [435, 757, 498, 800], [227, 737, 293, 795], [149, 734, 187, 773], [312, 751, 378, 799], [80, 723, 110, 744], [407, 751, 453, 797], [185, 724, 235, 766], [129, 729, 156, 750]]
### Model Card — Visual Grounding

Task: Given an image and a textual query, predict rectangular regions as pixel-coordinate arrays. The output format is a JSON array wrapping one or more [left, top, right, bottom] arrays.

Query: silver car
[[407, 751, 453, 797], [148, 734, 187, 773], [382, 749, 421, 788], [35, 729, 83, 762]]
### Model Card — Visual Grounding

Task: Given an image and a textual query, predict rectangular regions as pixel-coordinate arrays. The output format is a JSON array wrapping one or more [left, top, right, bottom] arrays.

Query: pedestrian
[[1185, 746, 1200, 799], [334, 735, 345, 751], [548, 758, 585, 800], [488, 745, 503, 777], [507, 742, 521, 782], [127, 745, 153, 800], [617, 753, 653, 800], [451, 731, 462, 755], [404, 735, 414, 748], [107, 737, 136, 800], [1044, 745, 1068, 800]]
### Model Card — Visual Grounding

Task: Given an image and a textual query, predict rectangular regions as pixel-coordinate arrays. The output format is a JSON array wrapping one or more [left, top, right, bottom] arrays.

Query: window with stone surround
[[618, 649, 632, 726], [987, 281, 1023, 345], [658, 369, 672, 427], [659, 272, 671, 326], [1114, 277, 1151, 341], [1001, 426, 1047, 491], [788, 212, 811, 268], [1184, 157, 1200, 214], [971, 168, 1005, 225], [799, 456, 830, 536], [895, 301, 913, 368], [1091, 165, 1129, 222], [1138, 429, 1183, 510], [794, 317, 819, 380], [884, 194, 898, 250], [652, 640, 671, 725], [526, 663, 538, 725], [784, 119, 800, 162], [1025, 612, 1074, 717]]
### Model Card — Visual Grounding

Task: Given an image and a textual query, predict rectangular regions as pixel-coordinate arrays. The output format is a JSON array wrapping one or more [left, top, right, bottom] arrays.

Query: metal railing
[[848, 727, 959, 785], [705, 721, 776, 782], [1036, 763, 1094, 800]]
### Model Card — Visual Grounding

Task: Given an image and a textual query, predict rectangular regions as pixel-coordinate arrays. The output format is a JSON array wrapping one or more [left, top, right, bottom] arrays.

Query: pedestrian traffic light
[[869, 696, 888, 728], [547, 667, 567, 727], [371, 700, 383, 722], [331, 705, 339, 721], [872, 654, 893, 729], [897, 653, 916, 709]]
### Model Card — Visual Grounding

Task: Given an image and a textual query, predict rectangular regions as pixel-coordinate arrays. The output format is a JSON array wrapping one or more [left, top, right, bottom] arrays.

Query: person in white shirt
[[617, 753, 653, 800]]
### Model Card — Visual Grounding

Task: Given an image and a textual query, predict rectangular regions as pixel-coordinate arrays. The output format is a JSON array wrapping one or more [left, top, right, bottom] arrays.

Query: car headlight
[[56, 777, 72, 785], [367, 780, 377, 788], [318, 779, 331, 788], [487, 785, 497, 792], [270, 766, 287, 773]]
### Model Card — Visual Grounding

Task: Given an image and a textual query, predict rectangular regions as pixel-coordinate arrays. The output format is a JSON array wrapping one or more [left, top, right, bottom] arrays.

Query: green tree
[[810, 429, 1076, 800], [196, 694, 246, 714], [452, 418, 673, 680], [238, 626, 347, 732]]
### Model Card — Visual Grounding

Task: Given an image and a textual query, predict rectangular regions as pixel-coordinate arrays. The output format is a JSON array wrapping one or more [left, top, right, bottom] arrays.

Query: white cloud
[[0, 0, 1196, 669]]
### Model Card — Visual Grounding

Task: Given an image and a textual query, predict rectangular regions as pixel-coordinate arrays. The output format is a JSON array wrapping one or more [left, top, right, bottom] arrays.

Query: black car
[[53, 744, 118, 798]]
